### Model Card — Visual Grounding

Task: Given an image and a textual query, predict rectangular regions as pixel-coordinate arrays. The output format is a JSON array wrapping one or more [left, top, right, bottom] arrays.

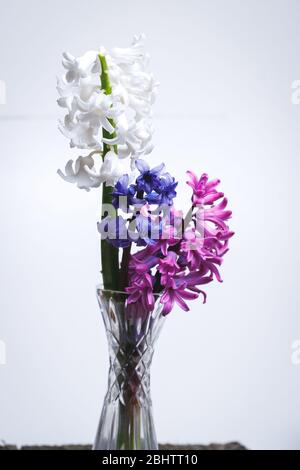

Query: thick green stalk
[[99, 54, 120, 291]]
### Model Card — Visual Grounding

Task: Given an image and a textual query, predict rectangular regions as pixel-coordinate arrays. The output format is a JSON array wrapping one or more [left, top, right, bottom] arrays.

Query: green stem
[[99, 54, 120, 291], [120, 244, 131, 291], [116, 402, 141, 449]]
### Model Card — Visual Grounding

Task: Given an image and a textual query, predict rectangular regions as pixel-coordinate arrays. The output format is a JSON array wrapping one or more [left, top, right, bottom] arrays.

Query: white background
[[0, 0, 300, 450]]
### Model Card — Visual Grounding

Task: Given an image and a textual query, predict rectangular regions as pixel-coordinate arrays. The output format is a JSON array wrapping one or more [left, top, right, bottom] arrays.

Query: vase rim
[[96, 284, 162, 298]]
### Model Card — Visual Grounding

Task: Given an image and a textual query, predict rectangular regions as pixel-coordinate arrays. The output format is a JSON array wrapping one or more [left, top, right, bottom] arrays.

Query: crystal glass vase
[[93, 287, 165, 450]]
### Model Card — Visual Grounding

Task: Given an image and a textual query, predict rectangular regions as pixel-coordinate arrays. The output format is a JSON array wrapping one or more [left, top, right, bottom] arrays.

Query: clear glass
[[93, 287, 165, 450]]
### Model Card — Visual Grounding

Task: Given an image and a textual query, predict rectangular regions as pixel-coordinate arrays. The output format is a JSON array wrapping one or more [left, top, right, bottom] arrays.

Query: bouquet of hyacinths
[[57, 35, 233, 450], [97, 164, 233, 315]]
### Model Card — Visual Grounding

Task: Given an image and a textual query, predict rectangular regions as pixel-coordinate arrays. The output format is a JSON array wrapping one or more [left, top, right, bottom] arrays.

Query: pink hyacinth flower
[[186, 171, 224, 206], [158, 251, 181, 284], [125, 272, 155, 313], [160, 273, 211, 315]]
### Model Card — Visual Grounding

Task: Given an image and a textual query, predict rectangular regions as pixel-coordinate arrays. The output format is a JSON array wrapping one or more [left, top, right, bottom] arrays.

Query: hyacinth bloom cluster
[[99, 163, 234, 315], [97, 159, 178, 248], [57, 35, 158, 191], [57, 35, 234, 315]]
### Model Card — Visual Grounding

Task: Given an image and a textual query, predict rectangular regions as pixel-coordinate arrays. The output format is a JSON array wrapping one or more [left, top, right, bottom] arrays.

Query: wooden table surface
[[0, 442, 246, 450]]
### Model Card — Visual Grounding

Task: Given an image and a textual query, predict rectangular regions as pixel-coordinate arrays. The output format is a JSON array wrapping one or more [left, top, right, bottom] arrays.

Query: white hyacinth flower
[[109, 34, 148, 66], [81, 150, 127, 188], [62, 51, 99, 84], [103, 117, 154, 163], [58, 151, 128, 191], [96, 150, 126, 187], [57, 153, 101, 191], [57, 34, 158, 190], [58, 114, 100, 149], [76, 92, 122, 134]]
